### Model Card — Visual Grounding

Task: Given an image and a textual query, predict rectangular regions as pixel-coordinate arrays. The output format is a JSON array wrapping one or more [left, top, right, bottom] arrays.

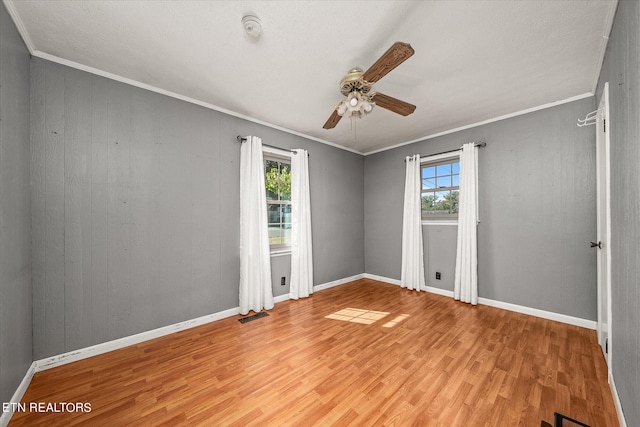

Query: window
[[421, 158, 460, 220], [265, 156, 291, 249]]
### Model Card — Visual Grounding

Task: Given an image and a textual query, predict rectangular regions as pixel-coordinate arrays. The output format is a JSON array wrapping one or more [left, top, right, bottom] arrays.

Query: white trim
[[0, 362, 36, 427], [25, 274, 361, 374], [477, 297, 597, 329], [273, 294, 290, 304], [363, 273, 401, 286], [262, 145, 292, 159], [422, 221, 458, 226], [34, 307, 240, 372], [363, 274, 596, 329], [11, 34, 599, 160], [364, 92, 594, 155], [604, 82, 613, 372], [591, 2, 618, 94], [3, 0, 607, 159], [313, 274, 365, 292], [425, 286, 454, 298], [29, 51, 363, 156], [363, 274, 455, 297], [270, 250, 291, 257], [609, 372, 628, 427], [2, 0, 35, 53], [419, 151, 460, 164]]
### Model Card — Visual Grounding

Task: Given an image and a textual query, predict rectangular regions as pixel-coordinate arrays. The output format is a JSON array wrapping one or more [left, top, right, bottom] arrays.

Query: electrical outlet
[[281, 276, 286, 286], [435, 272, 441, 280]]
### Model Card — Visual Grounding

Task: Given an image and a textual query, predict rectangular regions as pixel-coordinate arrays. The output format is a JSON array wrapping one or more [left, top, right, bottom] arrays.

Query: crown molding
[[30, 50, 364, 156], [3, 0, 35, 53], [364, 92, 594, 155]]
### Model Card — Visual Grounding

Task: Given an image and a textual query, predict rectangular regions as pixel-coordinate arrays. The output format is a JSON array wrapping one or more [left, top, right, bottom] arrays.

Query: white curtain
[[401, 154, 426, 291], [239, 136, 274, 315], [290, 149, 314, 300], [454, 142, 478, 305]]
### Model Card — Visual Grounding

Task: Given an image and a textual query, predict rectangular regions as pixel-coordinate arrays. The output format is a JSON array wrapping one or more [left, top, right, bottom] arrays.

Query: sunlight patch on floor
[[325, 308, 389, 324], [382, 314, 410, 328]]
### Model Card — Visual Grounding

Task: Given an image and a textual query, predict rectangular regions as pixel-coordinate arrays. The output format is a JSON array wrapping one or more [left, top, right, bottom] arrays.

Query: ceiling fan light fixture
[[337, 91, 374, 119]]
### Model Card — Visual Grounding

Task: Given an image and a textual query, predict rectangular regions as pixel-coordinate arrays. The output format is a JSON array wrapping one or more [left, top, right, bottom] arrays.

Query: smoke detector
[[242, 15, 262, 38]]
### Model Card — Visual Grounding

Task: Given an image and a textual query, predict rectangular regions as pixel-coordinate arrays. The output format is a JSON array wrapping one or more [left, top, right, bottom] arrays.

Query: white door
[[595, 82, 611, 369]]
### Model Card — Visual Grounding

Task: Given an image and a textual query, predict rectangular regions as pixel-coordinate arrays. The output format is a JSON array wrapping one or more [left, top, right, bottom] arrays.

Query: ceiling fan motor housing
[[339, 68, 373, 96]]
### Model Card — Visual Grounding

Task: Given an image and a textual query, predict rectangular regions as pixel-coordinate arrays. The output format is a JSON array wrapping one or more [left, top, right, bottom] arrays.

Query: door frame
[[595, 82, 612, 372]]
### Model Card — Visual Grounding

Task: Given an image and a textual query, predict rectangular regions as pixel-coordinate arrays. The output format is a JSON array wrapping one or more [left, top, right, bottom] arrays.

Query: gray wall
[[595, 0, 639, 423], [30, 58, 364, 359], [0, 2, 32, 405], [365, 98, 597, 320]]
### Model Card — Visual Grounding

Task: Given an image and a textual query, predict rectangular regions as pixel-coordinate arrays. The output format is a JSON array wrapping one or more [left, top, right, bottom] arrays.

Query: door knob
[[590, 241, 602, 249]]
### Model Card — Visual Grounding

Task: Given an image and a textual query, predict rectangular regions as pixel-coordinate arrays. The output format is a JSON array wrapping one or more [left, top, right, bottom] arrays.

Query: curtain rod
[[236, 136, 302, 155], [405, 142, 486, 162]]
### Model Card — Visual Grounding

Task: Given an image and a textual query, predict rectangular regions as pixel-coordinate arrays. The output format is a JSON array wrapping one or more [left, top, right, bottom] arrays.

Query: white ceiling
[[5, 0, 617, 154]]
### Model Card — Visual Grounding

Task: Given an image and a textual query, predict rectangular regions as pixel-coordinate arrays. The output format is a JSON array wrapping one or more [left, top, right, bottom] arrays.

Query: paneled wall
[[0, 2, 32, 404], [595, 0, 640, 423], [30, 58, 364, 359], [364, 98, 597, 321]]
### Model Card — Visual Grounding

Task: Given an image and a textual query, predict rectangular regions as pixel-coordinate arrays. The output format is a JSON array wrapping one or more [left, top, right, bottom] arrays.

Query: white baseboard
[[273, 294, 290, 304], [362, 273, 400, 285], [609, 372, 627, 427], [362, 274, 596, 330], [34, 306, 240, 372], [425, 286, 454, 297], [0, 362, 36, 427], [32, 274, 362, 373], [477, 297, 597, 330], [363, 273, 454, 298], [314, 273, 365, 292]]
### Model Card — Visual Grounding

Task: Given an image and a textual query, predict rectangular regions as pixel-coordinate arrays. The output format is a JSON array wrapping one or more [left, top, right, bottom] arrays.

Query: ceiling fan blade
[[371, 92, 416, 116], [362, 42, 414, 84], [323, 109, 342, 129]]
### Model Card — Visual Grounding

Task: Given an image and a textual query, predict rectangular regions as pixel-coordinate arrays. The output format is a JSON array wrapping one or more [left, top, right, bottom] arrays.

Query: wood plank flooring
[[10, 279, 619, 426]]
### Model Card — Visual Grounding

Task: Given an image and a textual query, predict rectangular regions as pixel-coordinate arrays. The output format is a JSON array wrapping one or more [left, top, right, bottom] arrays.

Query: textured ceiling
[[6, 0, 617, 154]]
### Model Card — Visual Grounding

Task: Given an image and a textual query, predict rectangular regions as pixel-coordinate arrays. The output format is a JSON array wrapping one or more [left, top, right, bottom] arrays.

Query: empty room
[[0, 0, 637, 426]]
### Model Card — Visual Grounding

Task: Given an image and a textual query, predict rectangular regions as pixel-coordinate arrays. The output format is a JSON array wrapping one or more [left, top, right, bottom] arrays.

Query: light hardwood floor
[[10, 279, 619, 426]]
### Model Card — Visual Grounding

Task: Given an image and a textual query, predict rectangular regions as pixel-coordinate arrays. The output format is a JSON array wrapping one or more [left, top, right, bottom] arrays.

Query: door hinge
[[606, 338, 608, 354], [604, 118, 606, 132]]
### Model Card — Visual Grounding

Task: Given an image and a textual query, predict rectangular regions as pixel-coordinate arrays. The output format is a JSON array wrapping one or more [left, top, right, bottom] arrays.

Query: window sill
[[270, 249, 291, 257], [422, 220, 458, 226]]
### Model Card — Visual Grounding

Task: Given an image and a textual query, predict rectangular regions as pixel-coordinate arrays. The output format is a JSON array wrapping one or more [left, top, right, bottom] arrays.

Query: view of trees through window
[[265, 158, 291, 246], [421, 159, 460, 219]]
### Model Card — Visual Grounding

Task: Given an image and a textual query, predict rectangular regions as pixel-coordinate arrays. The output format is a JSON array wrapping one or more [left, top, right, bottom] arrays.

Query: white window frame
[[263, 146, 292, 255], [420, 151, 460, 226]]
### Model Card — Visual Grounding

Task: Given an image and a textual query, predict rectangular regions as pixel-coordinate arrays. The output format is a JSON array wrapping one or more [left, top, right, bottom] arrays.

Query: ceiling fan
[[323, 42, 417, 129]]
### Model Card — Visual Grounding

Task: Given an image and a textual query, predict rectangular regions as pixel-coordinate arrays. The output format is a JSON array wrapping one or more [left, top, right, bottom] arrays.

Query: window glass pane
[[435, 190, 451, 214], [282, 204, 291, 224], [267, 204, 281, 223], [436, 175, 451, 188], [451, 190, 459, 213], [282, 224, 291, 244], [265, 160, 280, 201], [421, 192, 436, 212], [280, 163, 291, 201], [265, 157, 292, 247], [422, 177, 436, 190], [268, 226, 282, 245], [422, 166, 435, 179], [436, 163, 452, 176], [420, 158, 459, 219], [265, 160, 278, 173]]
